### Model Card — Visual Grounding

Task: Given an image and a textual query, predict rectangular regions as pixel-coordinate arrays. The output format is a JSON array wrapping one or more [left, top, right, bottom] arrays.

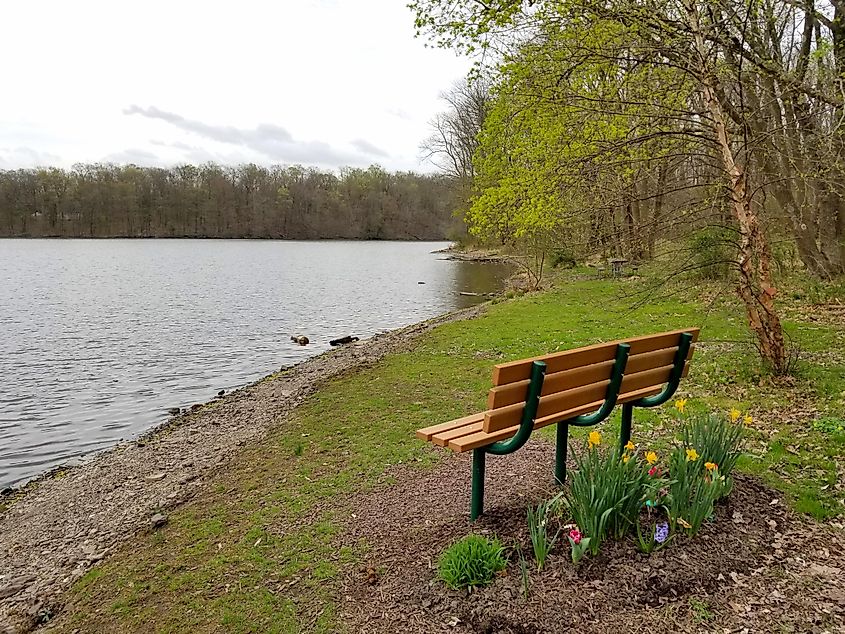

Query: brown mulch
[[338, 441, 845, 633]]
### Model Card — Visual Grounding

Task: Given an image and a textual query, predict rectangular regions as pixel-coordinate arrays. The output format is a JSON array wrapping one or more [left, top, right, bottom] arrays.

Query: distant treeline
[[0, 163, 461, 239]]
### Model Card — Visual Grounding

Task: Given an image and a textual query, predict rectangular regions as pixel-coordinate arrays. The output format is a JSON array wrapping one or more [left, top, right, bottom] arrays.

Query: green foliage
[[635, 514, 671, 554], [516, 545, 530, 598], [681, 412, 744, 496], [687, 227, 735, 280], [564, 437, 649, 556], [666, 446, 723, 535], [813, 416, 845, 434], [551, 248, 577, 268], [526, 493, 563, 570], [438, 534, 507, 589], [0, 163, 458, 240]]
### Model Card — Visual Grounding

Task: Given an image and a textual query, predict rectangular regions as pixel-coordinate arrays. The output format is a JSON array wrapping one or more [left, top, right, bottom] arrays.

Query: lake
[[0, 239, 510, 488]]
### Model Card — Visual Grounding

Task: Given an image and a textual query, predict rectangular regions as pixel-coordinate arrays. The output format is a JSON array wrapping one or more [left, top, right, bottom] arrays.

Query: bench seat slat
[[492, 328, 700, 385], [415, 412, 484, 441], [431, 421, 484, 446], [449, 385, 663, 453]]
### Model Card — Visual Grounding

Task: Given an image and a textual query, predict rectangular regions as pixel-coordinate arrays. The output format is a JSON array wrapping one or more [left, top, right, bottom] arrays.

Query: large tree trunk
[[685, 0, 788, 373]]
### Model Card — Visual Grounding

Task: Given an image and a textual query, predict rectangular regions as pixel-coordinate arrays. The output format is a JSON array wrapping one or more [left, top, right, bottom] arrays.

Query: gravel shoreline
[[0, 303, 487, 633]]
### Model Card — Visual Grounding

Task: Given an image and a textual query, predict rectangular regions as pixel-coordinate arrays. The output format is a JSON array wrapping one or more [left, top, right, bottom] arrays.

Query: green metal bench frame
[[469, 332, 694, 520]]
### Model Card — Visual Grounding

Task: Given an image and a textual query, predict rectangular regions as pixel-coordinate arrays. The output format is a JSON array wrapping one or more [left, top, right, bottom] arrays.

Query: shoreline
[[0, 239, 506, 494], [0, 302, 489, 633]]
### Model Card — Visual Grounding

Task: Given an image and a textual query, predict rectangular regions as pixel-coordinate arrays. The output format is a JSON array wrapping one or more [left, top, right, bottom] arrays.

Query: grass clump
[[526, 493, 563, 570], [438, 534, 507, 589]]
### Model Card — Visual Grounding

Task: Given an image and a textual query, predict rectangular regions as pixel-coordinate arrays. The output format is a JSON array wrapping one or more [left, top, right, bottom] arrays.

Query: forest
[[0, 163, 459, 240], [413, 0, 845, 374]]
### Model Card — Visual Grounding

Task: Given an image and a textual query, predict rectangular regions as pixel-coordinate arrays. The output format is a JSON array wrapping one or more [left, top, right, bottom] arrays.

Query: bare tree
[[420, 77, 492, 182]]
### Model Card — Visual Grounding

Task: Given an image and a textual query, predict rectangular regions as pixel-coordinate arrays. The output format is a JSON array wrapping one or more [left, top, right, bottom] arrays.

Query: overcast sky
[[0, 0, 470, 172]]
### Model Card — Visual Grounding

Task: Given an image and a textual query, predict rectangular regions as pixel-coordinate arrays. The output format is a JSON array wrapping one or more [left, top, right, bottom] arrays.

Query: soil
[[339, 441, 845, 633], [0, 304, 487, 634]]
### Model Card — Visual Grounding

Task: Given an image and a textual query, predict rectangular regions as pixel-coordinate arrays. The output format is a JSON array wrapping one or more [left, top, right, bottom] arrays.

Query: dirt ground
[[339, 442, 845, 634]]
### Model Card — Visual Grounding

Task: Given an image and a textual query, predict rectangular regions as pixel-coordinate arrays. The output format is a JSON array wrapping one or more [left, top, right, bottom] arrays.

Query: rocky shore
[[0, 304, 487, 633]]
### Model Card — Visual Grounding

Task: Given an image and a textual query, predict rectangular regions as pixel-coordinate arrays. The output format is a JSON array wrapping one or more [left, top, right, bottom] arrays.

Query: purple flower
[[654, 521, 669, 544]]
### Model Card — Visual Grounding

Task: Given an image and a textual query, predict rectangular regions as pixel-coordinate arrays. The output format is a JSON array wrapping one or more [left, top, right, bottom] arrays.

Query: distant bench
[[416, 328, 700, 519]]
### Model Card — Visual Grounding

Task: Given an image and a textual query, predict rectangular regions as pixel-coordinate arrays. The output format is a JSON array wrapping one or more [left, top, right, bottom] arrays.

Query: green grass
[[55, 271, 844, 632]]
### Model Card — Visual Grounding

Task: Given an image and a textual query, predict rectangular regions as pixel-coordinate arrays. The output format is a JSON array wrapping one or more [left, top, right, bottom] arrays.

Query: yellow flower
[[730, 409, 741, 422], [743, 414, 753, 426], [704, 462, 717, 472], [588, 430, 602, 448], [686, 448, 699, 462], [645, 451, 658, 465], [677, 517, 692, 529], [624, 440, 635, 451], [675, 399, 688, 413], [622, 454, 630, 464]]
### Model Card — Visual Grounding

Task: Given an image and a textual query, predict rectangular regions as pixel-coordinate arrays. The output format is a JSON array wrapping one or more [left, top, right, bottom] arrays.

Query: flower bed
[[442, 402, 747, 586]]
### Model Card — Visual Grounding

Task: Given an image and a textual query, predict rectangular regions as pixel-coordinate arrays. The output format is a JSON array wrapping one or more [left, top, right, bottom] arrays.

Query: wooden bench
[[416, 328, 700, 519]]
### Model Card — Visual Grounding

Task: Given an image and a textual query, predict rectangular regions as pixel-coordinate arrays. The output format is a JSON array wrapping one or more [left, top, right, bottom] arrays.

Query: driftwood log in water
[[329, 335, 359, 346]]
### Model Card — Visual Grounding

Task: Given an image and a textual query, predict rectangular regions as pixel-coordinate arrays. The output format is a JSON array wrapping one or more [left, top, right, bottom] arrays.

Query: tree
[[421, 77, 492, 183], [0, 163, 459, 241], [409, 0, 845, 372]]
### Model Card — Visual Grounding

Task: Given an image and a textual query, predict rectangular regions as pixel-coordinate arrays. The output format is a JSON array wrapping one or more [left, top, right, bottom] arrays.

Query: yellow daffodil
[[677, 517, 692, 529], [686, 448, 699, 461], [704, 462, 717, 472], [730, 408, 741, 422], [624, 440, 635, 451], [622, 454, 630, 464], [744, 414, 753, 425], [645, 451, 658, 465], [588, 430, 601, 448], [675, 398, 687, 413]]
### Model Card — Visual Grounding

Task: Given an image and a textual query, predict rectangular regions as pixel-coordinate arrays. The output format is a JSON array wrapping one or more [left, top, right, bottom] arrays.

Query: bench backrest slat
[[482, 328, 699, 434], [491, 328, 699, 385], [487, 346, 691, 410]]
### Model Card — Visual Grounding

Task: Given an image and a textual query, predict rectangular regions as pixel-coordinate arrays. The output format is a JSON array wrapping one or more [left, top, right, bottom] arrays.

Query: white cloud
[[0, 0, 470, 172]]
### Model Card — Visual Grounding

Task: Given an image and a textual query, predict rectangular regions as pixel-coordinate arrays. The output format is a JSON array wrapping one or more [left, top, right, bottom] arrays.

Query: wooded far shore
[[0, 163, 460, 240]]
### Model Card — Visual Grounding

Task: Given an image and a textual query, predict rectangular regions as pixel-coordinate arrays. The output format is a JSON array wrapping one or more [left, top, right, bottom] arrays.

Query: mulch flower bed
[[338, 442, 845, 633]]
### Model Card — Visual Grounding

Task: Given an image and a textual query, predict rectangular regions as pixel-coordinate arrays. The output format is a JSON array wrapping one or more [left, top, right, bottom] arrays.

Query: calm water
[[0, 239, 509, 488]]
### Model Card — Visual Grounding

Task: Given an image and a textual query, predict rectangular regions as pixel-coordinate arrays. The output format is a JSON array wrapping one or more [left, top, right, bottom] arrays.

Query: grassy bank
[[55, 271, 844, 633]]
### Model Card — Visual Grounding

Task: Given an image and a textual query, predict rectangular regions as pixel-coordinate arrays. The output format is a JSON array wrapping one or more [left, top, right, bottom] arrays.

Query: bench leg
[[619, 403, 633, 454], [471, 448, 486, 521], [555, 422, 569, 485]]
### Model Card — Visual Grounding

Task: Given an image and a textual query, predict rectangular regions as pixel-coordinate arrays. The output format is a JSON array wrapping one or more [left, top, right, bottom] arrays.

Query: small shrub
[[688, 227, 734, 280], [526, 493, 563, 570], [438, 534, 507, 589], [551, 248, 577, 268]]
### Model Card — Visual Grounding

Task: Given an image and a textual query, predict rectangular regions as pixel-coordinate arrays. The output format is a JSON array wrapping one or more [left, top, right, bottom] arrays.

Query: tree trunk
[[684, 0, 788, 373]]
